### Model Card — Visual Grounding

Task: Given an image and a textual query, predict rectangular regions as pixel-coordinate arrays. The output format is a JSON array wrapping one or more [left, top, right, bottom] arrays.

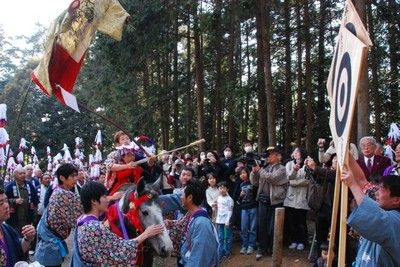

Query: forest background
[[0, 0, 399, 166]]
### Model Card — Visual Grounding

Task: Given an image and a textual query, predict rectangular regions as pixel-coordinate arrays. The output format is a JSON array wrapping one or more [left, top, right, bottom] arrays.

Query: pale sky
[[0, 0, 71, 38]]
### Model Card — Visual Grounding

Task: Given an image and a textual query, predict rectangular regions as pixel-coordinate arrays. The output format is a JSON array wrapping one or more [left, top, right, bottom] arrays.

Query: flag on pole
[[62, 144, 73, 163], [47, 146, 53, 172], [31, 0, 130, 111], [16, 138, 28, 165], [53, 152, 63, 173], [90, 130, 103, 179], [0, 104, 7, 127], [6, 148, 17, 173], [0, 104, 8, 167], [74, 137, 84, 169], [31, 146, 40, 169]]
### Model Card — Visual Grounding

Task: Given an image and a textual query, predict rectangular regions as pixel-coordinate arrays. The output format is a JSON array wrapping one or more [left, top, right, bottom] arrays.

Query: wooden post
[[338, 177, 348, 266], [327, 169, 341, 266], [272, 207, 285, 267]]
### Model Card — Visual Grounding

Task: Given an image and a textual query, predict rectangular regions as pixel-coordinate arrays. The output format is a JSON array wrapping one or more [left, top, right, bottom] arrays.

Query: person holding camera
[[198, 151, 223, 182], [251, 147, 287, 260], [317, 138, 359, 164]]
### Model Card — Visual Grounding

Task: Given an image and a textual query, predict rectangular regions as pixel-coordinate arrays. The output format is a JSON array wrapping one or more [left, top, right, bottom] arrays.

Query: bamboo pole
[[133, 139, 206, 165]]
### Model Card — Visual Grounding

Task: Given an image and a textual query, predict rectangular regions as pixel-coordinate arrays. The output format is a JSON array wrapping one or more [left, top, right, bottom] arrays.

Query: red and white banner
[[31, 0, 130, 111]]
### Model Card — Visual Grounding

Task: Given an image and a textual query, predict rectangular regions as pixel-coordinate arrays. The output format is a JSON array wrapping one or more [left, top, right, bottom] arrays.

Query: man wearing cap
[[251, 146, 288, 260]]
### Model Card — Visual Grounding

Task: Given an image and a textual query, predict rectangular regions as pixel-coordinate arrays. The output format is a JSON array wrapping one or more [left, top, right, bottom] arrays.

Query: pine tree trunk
[[256, 0, 267, 150], [304, 0, 313, 154], [193, 1, 205, 150], [283, 0, 293, 153], [295, 0, 304, 147], [353, 0, 370, 140]]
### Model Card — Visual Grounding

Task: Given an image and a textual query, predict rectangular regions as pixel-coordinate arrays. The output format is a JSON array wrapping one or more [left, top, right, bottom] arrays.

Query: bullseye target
[[326, 2, 373, 266], [327, 26, 368, 167], [333, 52, 352, 138]]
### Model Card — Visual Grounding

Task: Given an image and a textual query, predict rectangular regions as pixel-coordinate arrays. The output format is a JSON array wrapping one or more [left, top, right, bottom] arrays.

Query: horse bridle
[[121, 191, 156, 266]]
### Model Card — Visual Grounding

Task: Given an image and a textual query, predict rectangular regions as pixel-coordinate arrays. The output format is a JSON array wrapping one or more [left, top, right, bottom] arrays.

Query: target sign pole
[[326, 25, 368, 267]]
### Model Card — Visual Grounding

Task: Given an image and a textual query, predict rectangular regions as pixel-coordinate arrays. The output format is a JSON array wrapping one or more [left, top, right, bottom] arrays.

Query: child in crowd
[[314, 242, 337, 267], [215, 181, 234, 261], [205, 172, 219, 222], [238, 166, 258, 255]]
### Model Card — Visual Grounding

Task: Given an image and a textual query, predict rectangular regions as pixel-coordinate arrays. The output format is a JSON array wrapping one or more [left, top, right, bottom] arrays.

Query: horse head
[[118, 176, 173, 258]]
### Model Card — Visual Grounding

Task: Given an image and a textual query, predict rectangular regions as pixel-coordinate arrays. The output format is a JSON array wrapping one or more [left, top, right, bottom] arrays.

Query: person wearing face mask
[[243, 140, 254, 154], [198, 151, 223, 182], [220, 145, 237, 197], [242, 140, 259, 167]]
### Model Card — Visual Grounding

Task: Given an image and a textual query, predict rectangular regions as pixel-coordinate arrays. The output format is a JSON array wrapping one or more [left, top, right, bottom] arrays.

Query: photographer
[[251, 147, 287, 260]]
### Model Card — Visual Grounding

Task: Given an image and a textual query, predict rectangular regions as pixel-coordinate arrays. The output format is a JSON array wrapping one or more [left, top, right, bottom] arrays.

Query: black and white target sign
[[327, 26, 367, 166], [332, 51, 352, 138]]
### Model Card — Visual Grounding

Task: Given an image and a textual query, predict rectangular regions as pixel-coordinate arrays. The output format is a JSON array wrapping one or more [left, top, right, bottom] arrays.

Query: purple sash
[[115, 202, 130, 240]]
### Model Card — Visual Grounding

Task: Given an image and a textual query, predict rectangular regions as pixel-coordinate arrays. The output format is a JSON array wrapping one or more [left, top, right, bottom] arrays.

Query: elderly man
[[0, 188, 36, 266], [24, 164, 40, 187], [32, 167, 43, 187], [5, 167, 38, 233], [356, 136, 391, 180], [251, 146, 288, 260]]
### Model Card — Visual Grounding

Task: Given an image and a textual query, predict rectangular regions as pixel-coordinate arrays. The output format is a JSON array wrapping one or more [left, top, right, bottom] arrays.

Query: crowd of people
[[0, 131, 400, 267]]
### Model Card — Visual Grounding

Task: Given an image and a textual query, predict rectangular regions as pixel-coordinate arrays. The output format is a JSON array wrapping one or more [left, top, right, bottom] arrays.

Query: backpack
[[307, 173, 327, 211]]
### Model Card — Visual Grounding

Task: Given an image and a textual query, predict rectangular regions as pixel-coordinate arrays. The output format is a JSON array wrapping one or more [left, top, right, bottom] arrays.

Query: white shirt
[[37, 184, 49, 215], [364, 155, 375, 167], [206, 187, 219, 208], [215, 194, 234, 225]]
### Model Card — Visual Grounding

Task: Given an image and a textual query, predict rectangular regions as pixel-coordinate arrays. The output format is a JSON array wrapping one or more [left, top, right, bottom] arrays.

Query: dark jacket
[[356, 155, 391, 180], [5, 181, 38, 230]]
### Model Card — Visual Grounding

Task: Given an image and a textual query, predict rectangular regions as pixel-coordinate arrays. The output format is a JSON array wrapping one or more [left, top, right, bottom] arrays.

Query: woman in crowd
[[205, 172, 219, 221], [284, 147, 310, 251], [198, 151, 222, 182], [306, 154, 337, 257]]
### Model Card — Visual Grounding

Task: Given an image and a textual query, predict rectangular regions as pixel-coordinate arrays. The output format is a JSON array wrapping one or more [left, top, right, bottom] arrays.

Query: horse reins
[[107, 192, 154, 266]]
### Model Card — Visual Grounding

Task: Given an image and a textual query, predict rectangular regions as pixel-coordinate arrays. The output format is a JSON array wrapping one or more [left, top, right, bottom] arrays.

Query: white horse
[[107, 177, 173, 266]]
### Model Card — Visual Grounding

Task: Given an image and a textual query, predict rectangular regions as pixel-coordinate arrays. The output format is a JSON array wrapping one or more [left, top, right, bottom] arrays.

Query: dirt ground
[[152, 234, 314, 267], [154, 244, 314, 267], [62, 229, 316, 267]]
